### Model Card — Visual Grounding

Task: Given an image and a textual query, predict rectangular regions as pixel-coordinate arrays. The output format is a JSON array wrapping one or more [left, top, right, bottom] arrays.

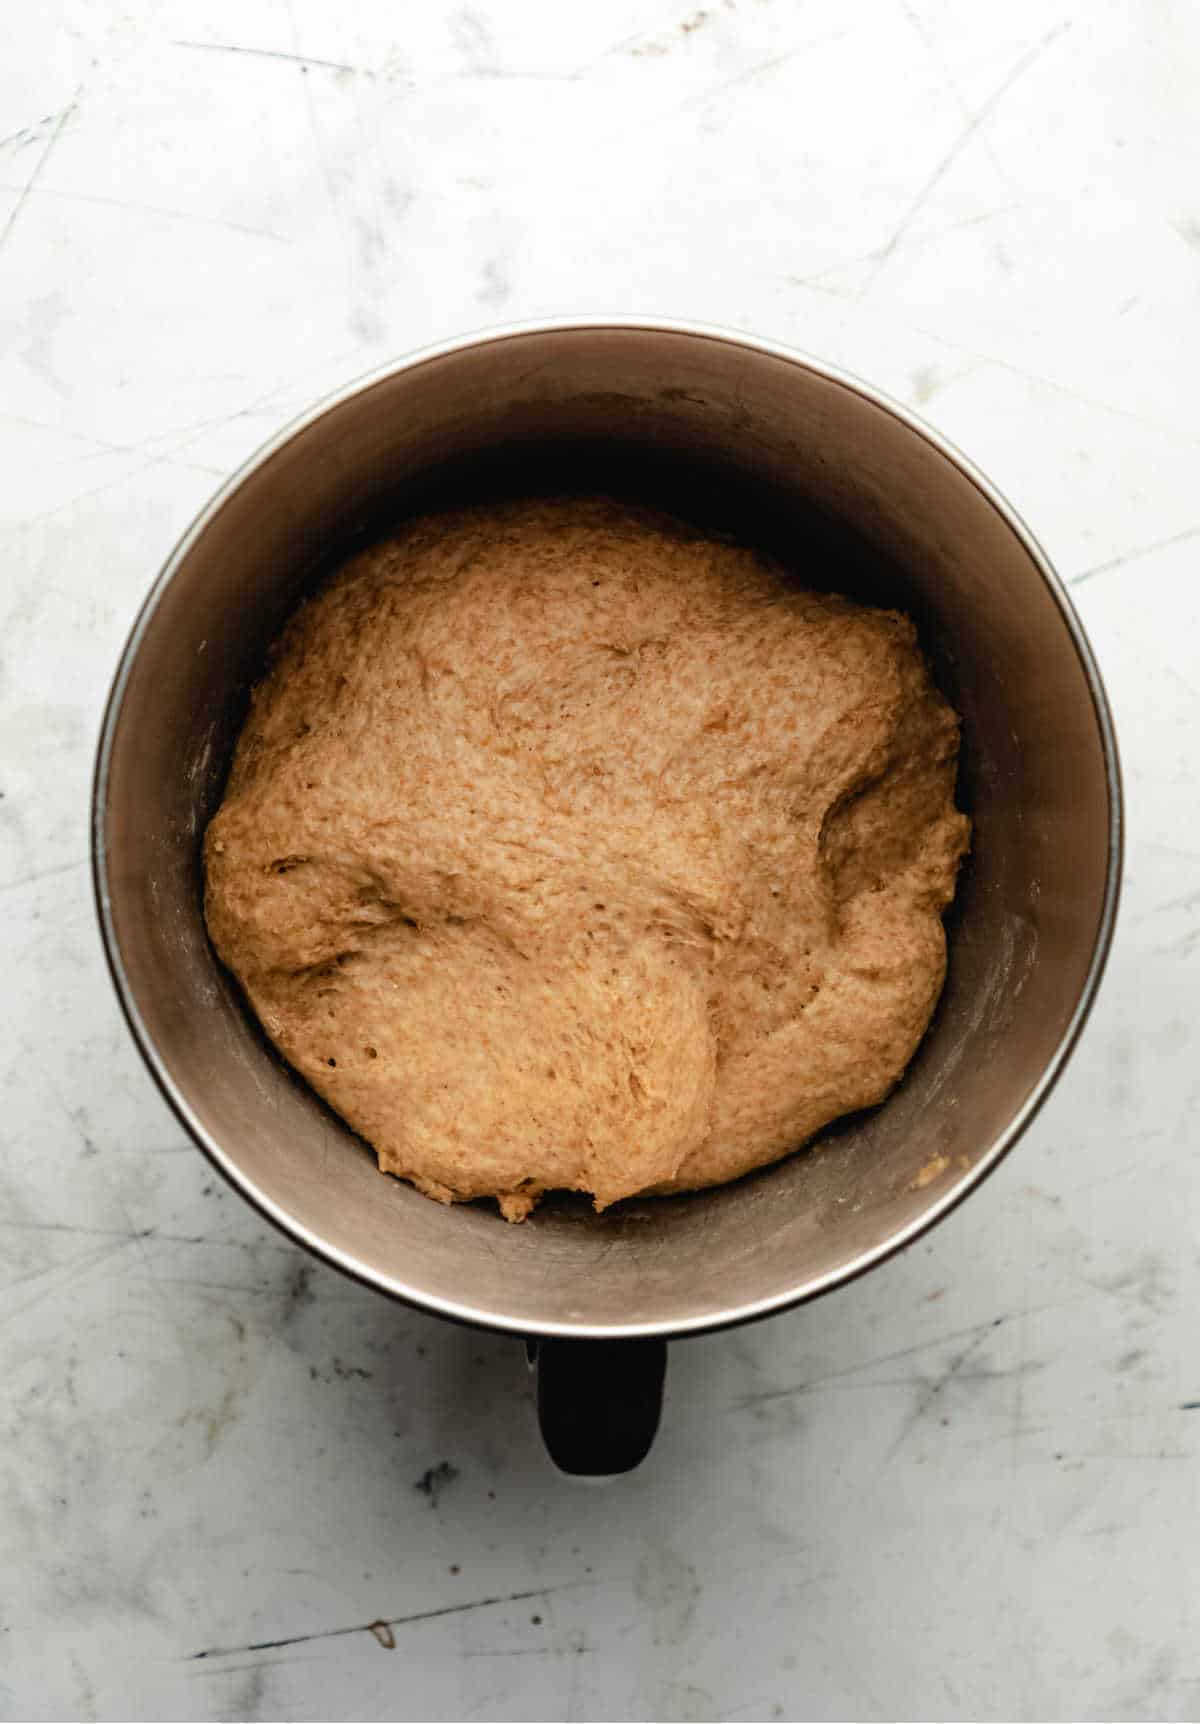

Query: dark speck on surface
[[283, 1261, 315, 1324], [414, 1461, 460, 1508], [332, 1358, 373, 1380]]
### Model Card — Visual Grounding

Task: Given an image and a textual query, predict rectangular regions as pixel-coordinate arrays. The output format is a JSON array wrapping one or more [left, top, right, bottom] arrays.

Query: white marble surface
[[2, 1, 1198, 1719]]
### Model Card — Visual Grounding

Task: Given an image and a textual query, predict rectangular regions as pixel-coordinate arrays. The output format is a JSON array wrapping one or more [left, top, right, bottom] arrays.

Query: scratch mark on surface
[[898, 0, 1008, 183], [1144, 834, 1200, 861], [186, 1584, 594, 1661], [183, 1653, 319, 1680], [861, 22, 1068, 293], [0, 99, 75, 256], [897, 313, 1200, 445], [782, 205, 1019, 295], [10, 383, 285, 530], [173, 40, 368, 76], [1154, 925, 1200, 961], [571, 25, 667, 73], [0, 1218, 156, 1241], [281, 0, 353, 306], [1140, 886, 1200, 923], [155, 1231, 300, 1254], [460, 65, 578, 84], [95, 385, 294, 462], [797, 291, 1200, 448], [0, 412, 222, 478], [93, 1124, 193, 1358], [0, 1218, 302, 1258], [463, 1645, 596, 1659], [790, 263, 1197, 447], [688, 30, 850, 105], [694, 51, 799, 96], [882, 1326, 998, 1461], [1069, 527, 1200, 587], [762, 1365, 1037, 1395], [153, 1277, 280, 1295], [0, 856, 89, 895], [9, 361, 359, 533], [0, 104, 79, 157], [1087, 1452, 1191, 1461], [731, 1315, 1009, 1409], [0, 1235, 142, 1324], [0, 181, 287, 242]]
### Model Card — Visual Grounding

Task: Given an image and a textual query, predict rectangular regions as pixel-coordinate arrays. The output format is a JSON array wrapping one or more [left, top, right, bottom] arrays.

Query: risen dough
[[205, 498, 969, 1221]]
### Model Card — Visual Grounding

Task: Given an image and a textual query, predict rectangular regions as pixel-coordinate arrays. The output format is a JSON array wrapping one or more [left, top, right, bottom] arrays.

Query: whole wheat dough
[[205, 498, 969, 1221]]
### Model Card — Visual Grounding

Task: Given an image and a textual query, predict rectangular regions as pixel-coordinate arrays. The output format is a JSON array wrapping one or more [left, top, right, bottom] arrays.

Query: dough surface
[[205, 498, 969, 1221]]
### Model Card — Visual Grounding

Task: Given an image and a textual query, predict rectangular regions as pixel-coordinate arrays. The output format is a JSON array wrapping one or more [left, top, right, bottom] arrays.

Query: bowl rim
[[91, 314, 1124, 1341]]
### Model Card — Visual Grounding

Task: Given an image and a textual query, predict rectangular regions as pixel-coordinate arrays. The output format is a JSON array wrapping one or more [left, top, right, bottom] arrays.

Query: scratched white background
[[2, 1, 1198, 1719]]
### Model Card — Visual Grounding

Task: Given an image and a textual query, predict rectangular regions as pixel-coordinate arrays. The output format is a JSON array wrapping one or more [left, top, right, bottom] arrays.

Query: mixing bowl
[[93, 320, 1121, 1471]]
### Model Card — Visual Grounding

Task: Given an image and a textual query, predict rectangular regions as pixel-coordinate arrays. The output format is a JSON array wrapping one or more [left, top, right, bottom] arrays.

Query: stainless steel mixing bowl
[[92, 319, 1121, 1471]]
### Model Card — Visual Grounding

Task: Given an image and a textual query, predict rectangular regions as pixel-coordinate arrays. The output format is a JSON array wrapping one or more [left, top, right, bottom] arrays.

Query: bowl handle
[[528, 1337, 667, 1474]]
